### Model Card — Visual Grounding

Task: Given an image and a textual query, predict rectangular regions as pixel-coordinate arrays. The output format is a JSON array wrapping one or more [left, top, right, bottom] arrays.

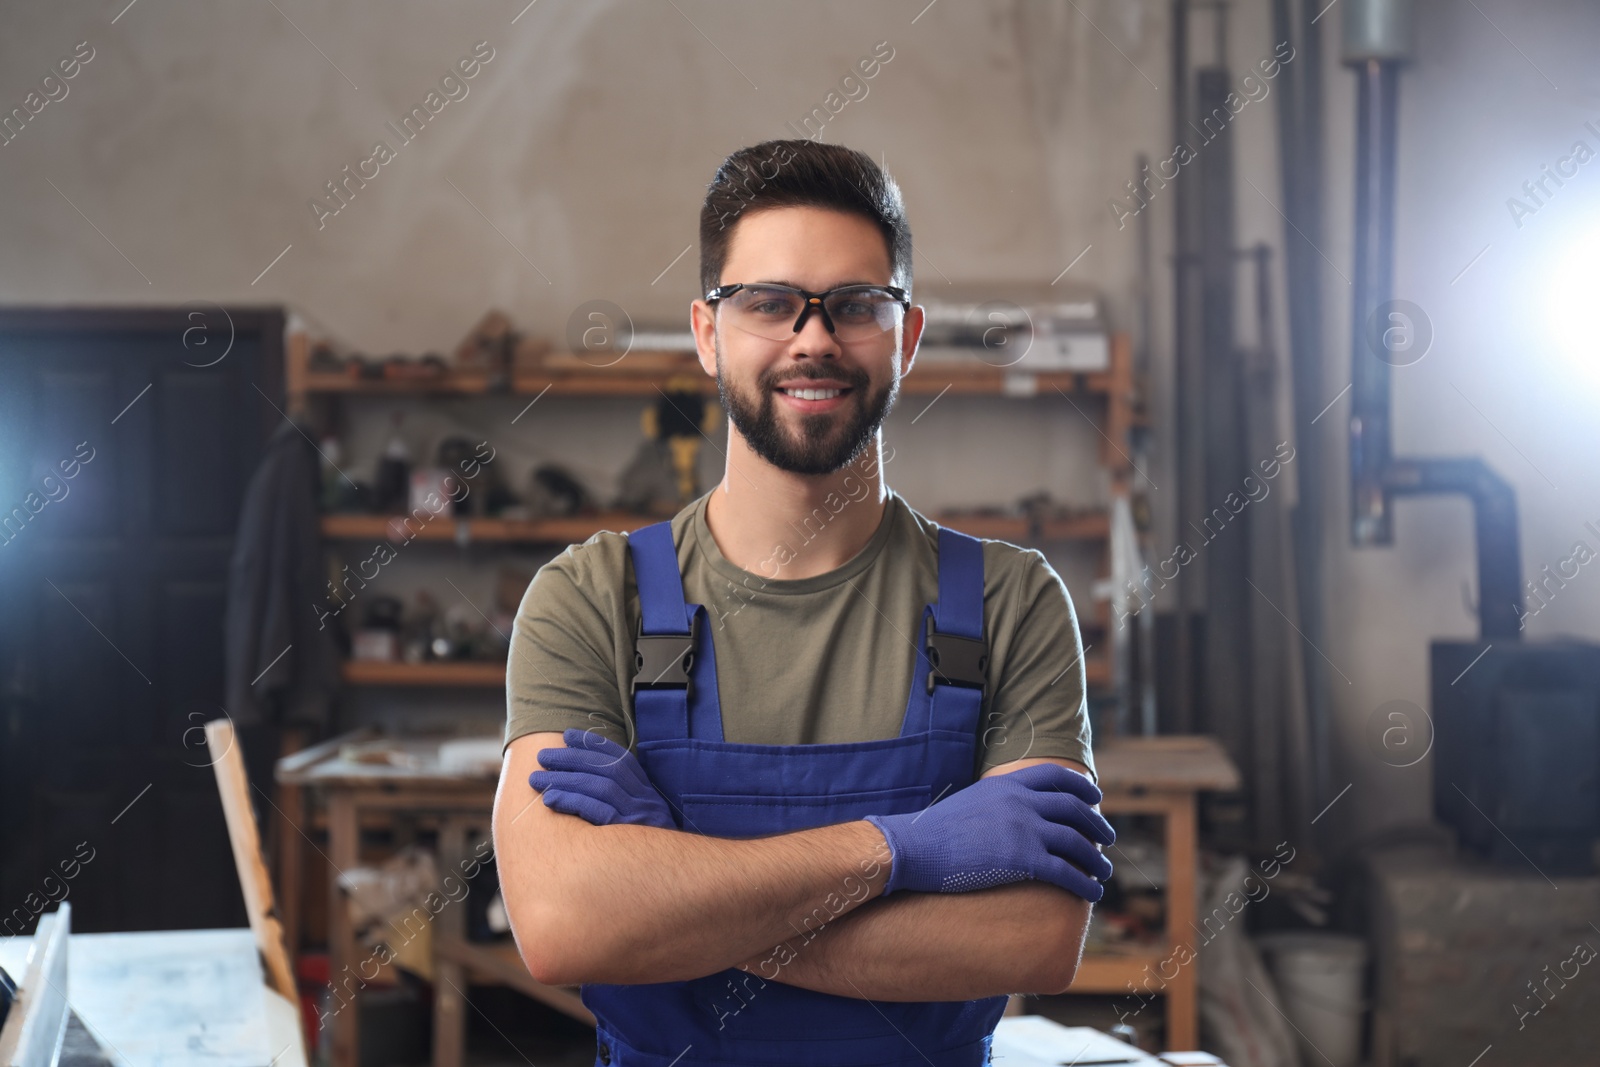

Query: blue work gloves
[[864, 763, 1116, 902], [529, 728, 677, 828], [529, 732, 1115, 904]]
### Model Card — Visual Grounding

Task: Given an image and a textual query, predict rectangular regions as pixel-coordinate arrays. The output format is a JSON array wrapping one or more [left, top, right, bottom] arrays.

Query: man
[[493, 139, 1114, 1067]]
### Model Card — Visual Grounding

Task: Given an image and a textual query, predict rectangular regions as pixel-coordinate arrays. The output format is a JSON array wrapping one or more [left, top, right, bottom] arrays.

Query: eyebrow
[[752, 278, 887, 290]]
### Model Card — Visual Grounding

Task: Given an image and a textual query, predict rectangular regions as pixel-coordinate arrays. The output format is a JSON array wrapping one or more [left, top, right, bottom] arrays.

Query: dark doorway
[[0, 307, 283, 934]]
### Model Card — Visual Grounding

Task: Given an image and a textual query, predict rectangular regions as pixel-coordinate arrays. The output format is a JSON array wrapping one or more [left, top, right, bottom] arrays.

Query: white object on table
[[991, 1016, 1157, 1066], [0, 928, 305, 1067], [436, 737, 505, 777]]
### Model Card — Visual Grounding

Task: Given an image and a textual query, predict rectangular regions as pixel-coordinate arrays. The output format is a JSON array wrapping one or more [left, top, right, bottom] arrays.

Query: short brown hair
[[698, 139, 912, 297]]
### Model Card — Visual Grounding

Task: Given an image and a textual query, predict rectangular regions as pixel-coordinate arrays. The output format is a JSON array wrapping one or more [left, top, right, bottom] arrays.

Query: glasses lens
[[721, 286, 807, 341], [823, 287, 904, 341], [717, 285, 904, 343]]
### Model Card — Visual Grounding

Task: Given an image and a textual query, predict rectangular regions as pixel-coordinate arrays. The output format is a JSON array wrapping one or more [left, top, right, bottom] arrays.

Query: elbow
[[1031, 897, 1093, 995], [522, 942, 582, 989], [1034, 954, 1082, 996], [510, 899, 594, 987]]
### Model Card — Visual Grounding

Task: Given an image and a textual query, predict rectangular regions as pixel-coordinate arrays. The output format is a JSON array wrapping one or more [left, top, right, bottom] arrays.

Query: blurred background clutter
[[3, 2, 1600, 1066]]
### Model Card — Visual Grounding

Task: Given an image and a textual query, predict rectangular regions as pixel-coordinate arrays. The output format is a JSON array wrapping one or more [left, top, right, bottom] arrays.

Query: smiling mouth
[[777, 385, 851, 401]]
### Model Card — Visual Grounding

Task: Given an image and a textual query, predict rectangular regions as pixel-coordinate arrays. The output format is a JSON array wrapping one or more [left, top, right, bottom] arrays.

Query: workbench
[[277, 732, 1236, 1065], [1084, 735, 1241, 1051], [275, 732, 590, 1067]]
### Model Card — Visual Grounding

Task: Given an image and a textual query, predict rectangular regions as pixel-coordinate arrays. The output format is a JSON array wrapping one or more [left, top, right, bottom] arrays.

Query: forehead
[[721, 205, 892, 289]]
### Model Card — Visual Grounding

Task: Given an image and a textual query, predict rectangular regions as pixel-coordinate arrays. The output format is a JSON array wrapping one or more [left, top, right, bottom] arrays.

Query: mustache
[[764, 368, 868, 389]]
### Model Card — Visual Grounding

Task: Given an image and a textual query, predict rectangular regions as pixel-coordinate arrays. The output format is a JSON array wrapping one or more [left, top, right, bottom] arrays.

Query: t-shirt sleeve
[[503, 547, 630, 753], [977, 549, 1097, 781]]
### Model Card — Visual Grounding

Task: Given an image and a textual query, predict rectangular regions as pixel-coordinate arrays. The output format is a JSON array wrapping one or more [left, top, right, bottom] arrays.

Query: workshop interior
[[1, 0, 1597, 1065]]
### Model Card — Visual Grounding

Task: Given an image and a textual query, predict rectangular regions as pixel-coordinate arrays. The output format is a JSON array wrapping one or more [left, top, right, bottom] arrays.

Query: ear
[[690, 298, 718, 378], [900, 303, 924, 378]]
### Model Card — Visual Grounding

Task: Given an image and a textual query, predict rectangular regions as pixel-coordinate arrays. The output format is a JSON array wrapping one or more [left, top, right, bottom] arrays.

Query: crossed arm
[[493, 730, 1096, 1000]]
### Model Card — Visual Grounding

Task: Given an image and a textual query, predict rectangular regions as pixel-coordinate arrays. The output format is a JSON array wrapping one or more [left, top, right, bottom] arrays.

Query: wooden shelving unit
[[291, 330, 1141, 698]]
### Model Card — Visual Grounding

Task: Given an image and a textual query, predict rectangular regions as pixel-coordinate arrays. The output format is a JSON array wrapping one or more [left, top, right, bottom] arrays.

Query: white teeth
[[782, 387, 843, 400]]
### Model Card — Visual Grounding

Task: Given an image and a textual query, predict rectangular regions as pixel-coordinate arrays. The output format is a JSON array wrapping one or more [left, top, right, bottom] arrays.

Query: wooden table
[[276, 733, 589, 1067], [0, 925, 306, 1067], [1071, 736, 1240, 1052], [279, 733, 1237, 1063]]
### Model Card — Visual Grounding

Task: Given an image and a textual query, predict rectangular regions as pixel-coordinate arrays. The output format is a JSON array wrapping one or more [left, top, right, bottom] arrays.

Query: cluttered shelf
[[318, 508, 1112, 545], [284, 310, 1134, 404], [294, 362, 1117, 398]]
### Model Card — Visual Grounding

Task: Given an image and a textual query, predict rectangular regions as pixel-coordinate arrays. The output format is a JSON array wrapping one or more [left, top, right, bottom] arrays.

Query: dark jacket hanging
[[225, 416, 340, 730]]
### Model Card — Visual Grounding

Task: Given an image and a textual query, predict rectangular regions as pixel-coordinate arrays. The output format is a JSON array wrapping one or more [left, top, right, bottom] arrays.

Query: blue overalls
[[580, 519, 1007, 1067]]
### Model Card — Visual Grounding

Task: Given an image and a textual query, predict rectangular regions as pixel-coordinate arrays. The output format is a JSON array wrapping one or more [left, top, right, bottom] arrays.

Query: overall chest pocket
[[675, 783, 933, 837]]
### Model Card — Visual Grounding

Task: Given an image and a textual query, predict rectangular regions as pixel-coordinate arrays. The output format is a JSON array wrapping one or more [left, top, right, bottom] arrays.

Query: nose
[[788, 302, 841, 358]]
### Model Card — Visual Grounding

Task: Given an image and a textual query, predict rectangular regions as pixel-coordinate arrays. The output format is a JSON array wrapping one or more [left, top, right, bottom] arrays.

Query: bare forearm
[[499, 801, 889, 986], [734, 881, 1091, 1000]]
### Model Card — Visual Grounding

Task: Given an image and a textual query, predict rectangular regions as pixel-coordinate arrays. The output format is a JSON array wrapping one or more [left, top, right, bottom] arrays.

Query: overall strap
[[906, 527, 989, 738], [630, 521, 689, 632], [626, 522, 695, 745], [932, 526, 984, 639]]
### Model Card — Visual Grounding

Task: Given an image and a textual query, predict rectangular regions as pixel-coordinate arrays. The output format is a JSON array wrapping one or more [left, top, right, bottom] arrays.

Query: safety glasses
[[705, 282, 909, 343]]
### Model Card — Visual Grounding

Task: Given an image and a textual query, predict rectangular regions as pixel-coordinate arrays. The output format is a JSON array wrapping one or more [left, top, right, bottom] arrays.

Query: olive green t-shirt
[[504, 486, 1095, 781]]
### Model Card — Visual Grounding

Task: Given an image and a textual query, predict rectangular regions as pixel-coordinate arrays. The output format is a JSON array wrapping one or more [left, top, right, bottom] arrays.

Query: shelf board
[[341, 660, 505, 687], [320, 509, 1109, 546], [297, 360, 1113, 398], [320, 511, 659, 544], [1069, 945, 1167, 993], [938, 510, 1110, 542]]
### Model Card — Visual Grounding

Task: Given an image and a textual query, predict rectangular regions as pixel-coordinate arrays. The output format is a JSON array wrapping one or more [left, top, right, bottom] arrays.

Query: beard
[[714, 331, 900, 476]]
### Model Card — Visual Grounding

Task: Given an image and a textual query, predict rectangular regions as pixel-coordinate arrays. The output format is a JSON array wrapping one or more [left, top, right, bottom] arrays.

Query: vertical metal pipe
[[1349, 59, 1399, 546], [1134, 153, 1159, 736], [1294, 0, 1334, 819], [1170, 0, 1196, 732]]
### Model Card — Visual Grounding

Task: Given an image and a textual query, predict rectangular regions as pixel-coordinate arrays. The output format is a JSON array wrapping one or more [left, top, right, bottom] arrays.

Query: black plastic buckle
[[630, 613, 697, 696], [924, 613, 988, 695]]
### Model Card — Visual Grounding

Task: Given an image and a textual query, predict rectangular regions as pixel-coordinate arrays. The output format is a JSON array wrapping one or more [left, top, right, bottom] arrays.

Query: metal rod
[[1349, 59, 1399, 546]]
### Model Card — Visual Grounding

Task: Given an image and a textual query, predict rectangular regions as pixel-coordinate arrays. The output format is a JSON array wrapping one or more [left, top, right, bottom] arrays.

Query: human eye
[[736, 287, 799, 317], [829, 290, 888, 322]]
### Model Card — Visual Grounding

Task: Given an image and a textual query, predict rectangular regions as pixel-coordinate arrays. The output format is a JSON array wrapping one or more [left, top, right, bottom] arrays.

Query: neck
[[704, 431, 889, 580]]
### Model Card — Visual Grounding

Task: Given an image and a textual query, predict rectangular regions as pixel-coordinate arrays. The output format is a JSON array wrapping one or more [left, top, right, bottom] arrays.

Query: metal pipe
[[1384, 459, 1524, 638], [1170, 0, 1196, 732], [1348, 57, 1399, 546], [1341, 0, 1525, 640]]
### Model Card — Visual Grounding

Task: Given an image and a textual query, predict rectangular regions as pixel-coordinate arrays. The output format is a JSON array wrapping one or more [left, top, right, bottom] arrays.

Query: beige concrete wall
[[3, 0, 1596, 850]]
